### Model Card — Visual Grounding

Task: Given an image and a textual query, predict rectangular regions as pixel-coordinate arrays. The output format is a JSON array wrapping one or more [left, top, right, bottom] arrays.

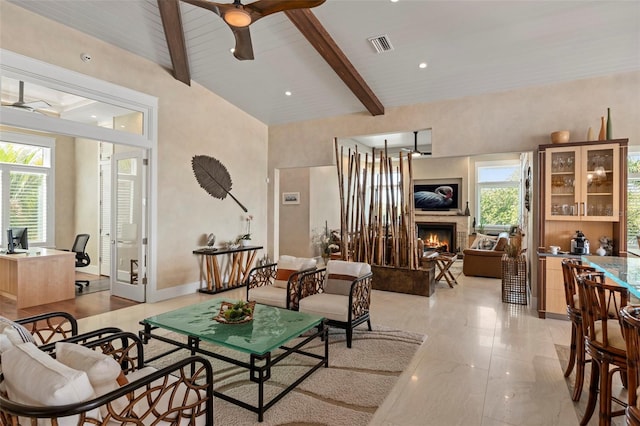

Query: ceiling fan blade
[[181, 0, 225, 17], [230, 26, 254, 60], [245, 0, 325, 21], [21, 100, 51, 109]]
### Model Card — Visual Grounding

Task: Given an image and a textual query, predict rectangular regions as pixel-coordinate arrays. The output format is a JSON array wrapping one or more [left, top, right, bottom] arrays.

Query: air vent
[[367, 34, 394, 53]]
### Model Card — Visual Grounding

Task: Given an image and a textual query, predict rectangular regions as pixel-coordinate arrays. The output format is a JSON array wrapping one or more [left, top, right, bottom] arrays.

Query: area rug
[[145, 325, 425, 425]]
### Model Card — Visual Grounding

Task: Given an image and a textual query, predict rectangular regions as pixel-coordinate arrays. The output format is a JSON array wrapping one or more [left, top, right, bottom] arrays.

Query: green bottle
[[606, 107, 612, 140]]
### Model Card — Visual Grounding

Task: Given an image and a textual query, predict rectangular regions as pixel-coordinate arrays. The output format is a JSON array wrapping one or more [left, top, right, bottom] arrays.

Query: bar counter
[[582, 255, 640, 299]]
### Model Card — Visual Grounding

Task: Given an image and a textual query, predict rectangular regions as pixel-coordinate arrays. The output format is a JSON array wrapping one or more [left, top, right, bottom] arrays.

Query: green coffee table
[[139, 298, 327, 422]]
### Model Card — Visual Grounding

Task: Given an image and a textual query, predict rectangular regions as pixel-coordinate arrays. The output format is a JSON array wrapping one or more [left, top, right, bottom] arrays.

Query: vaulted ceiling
[[6, 0, 640, 126]]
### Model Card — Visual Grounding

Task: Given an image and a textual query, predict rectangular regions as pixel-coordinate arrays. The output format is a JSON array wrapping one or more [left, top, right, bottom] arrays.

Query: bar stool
[[561, 259, 595, 401], [576, 272, 629, 426], [620, 305, 640, 426]]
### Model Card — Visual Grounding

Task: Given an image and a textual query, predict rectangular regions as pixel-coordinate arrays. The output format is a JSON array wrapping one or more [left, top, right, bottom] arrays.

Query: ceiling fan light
[[224, 9, 251, 27], [411, 151, 421, 158]]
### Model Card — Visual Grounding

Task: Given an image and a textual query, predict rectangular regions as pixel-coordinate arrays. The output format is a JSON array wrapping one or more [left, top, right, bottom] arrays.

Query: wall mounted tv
[[414, 179, 462, 211]]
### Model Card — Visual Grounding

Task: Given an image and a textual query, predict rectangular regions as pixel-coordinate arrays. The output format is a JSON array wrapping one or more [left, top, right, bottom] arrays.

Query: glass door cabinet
[[545, 143, 619, 222]]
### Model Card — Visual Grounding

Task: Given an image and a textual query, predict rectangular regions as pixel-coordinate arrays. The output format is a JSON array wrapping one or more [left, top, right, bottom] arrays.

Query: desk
[[193, 245, 262, 294], [582, 255, 640, 299], [0, 248, 75, 308]]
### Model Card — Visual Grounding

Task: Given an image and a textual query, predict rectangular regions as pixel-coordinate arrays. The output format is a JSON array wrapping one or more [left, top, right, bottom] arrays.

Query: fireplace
[[417, 222, 456, 253]]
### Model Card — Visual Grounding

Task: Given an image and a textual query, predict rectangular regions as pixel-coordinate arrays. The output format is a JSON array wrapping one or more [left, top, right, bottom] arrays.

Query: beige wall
[[74, 138, 100, 266], [278, 168, 310, 257], [1, 2, 269, 292], [267, 72, 639, 255]]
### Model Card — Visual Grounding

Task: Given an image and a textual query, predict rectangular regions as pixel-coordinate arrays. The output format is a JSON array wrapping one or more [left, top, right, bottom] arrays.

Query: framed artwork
[[282, 192, 300, 205]]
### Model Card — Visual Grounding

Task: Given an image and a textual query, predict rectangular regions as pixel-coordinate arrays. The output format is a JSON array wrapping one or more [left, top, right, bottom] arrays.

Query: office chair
[[71, 234, 91, 291]]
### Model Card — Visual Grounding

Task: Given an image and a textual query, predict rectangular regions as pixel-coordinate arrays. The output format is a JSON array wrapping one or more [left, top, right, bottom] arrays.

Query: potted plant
[[237, 233, 251, 247], [237, 214, 253, 247]]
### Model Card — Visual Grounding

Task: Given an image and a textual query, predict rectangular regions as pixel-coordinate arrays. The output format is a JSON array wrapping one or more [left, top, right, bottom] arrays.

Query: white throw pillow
[[470, 233, 498, 250], [0, 316, 35, 346], [3, 342, 97, 426], [55, 342, 128, 417], [273, 256, 317, 289], [55, 342, 122, 394]]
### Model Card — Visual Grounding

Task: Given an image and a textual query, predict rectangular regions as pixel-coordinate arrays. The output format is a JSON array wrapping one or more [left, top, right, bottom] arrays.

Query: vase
[[596, 246, 606, 256], [464, 201, 470, 216], [606, 107, 612, 140], [598, 116, 606, 140], [586, 127, 594, 141], [240, 239, 250, 247]]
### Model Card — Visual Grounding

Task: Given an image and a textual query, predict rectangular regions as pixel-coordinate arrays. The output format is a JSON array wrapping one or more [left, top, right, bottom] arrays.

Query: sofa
[[463, 232, 509, 278]]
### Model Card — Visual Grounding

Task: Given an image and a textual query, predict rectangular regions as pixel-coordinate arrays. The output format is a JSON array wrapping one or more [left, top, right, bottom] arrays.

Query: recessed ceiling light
[[230, 48, 235, 54], [390, 0, 399, 3], [120, 125, 125, 128], [285, 91, 292, 96], [419, 62, 428, 69], [91, 115, 97, 118]]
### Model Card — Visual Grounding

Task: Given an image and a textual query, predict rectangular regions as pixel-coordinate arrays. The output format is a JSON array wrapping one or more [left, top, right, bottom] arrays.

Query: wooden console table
[[193, 245, 262, 294], [0, 248, 75, 308]]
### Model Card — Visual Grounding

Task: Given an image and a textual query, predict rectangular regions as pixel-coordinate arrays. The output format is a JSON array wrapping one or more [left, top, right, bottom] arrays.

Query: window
[[628, 152, 640, 250], [475, 160, 521, 231], [0, 133, 54, 247]]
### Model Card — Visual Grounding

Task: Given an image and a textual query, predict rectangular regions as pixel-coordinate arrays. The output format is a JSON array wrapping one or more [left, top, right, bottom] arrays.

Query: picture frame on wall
[[282, 192, 300, 205]]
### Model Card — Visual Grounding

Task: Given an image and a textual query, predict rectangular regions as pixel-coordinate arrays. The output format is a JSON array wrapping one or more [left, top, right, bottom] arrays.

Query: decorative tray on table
[[213, 300, 256, 324]]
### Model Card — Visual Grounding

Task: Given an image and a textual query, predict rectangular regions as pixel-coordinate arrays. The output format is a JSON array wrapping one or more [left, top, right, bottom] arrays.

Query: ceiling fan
[[182, 0, 326, 60], [2, 81, 51, 113], [401, 131, 432, 157]]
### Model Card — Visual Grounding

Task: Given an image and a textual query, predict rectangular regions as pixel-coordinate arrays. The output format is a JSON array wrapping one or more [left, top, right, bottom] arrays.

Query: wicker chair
[[4, 311, 121, 348], [561, 259, 596, 401], [576, 272, 629, 426], [0, 331, 214, 425], [297, 260, 372, 348], [621, 305, 640, 426], [246, 255, 316, 310]]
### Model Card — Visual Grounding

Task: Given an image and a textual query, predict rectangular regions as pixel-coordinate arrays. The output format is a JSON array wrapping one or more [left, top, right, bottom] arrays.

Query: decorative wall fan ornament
[[191, 155, 248, 212], [182, 0, 326, 60]]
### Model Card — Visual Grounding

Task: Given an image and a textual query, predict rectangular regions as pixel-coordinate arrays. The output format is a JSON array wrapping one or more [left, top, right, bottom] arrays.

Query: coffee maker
[[570, 230, 590, 255]]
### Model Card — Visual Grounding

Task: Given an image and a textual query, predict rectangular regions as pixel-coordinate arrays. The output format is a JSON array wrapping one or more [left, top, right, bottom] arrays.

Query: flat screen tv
[[414, 181, 460, 211]]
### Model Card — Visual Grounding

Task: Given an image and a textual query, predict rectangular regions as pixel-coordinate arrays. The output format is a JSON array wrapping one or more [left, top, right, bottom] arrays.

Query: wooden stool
[[434, 252, 458, 288]]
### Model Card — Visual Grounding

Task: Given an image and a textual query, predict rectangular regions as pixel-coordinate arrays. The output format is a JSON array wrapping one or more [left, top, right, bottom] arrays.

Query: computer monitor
[[7, 227, 28, 253]]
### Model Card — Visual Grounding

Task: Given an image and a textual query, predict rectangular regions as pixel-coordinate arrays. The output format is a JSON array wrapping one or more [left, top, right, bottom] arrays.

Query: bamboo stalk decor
[[333, 138, 418, 270]]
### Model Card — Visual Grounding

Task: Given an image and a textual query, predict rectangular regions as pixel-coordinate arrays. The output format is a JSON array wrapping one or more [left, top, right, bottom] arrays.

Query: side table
[[193, 245, 262, 294], [434, 252, 458, 288]]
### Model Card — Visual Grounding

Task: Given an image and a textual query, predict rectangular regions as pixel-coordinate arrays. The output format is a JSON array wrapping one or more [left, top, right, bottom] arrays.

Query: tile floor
[[74, 269, 620, 425]]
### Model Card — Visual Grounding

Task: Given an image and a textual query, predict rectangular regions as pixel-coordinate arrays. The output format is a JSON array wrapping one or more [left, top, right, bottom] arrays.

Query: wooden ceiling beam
[[285, 9, 384, 117], [158, 0, 191, 85]]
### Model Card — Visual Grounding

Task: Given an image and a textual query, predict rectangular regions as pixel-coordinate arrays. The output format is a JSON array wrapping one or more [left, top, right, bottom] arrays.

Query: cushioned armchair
[[246, 255, 316, 310], [462, 232, 509, 278], [297, 260, 373, 348], [0, 331, 214, 426], [2, 311, 120, 349]]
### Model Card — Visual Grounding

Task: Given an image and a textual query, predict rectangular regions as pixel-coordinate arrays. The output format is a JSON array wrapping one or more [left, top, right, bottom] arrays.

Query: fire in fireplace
[[417, 222, 456, 253]]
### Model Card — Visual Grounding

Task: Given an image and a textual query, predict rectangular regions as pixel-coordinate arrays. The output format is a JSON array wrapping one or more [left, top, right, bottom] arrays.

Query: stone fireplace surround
[[415, 214, 470, 252]]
